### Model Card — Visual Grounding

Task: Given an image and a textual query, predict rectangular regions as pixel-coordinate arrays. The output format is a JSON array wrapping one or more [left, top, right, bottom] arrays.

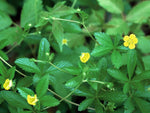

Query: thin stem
[[82, 22, 100, 45], [43, 17, 81, 24], [32, 59, 69, 74], [71, 0, 77, 8], [6, 44, 18, 54], [89, 80, 106, 85], [0, 56, 26, 77], [60, 82, 82, 102]]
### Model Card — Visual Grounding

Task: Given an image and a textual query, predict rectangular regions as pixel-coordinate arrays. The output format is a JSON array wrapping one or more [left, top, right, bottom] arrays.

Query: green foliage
[[21, 0, 43, 27], [36, 74, 49, 98], [1, 91, 32, 110], [0, 0, 150, 113]]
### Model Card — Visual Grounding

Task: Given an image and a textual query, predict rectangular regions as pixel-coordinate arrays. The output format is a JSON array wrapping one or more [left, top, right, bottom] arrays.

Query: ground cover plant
[[0, 0, 150, 113]]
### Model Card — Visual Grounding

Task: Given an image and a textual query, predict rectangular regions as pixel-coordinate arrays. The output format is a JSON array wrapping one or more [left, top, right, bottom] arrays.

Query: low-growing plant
[[0, 0, 150, 113]]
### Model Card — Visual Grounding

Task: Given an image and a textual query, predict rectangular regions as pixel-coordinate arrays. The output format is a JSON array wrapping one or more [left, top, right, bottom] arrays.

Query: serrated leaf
[[99, 91, 127, 103], [37, 38, 50, 73], [65, 75, 82, 88], [78, 98, 94, 111], [97, 0, 124, 14], [17, 76, 33, 87], [133, 70, 150, 82], [0, 27, 23, 46], [1, 91, 32, 110], [134, 97, 150, 113], [15, 58, 40, 73], [40, 95, 59, 108], [52, 20, 64, 51], [107, 69, 128, 81], [21, 0, 43, 27], [49, 1, 77, 17], [0, 11, 12, 30], [127, 1, 150, 23], [36, 74, 49, 98], [94, 32, 113, 46], [127, 50, 137, 79], [124, 97, 135, 113], [111, 50, 123, 69], [17, 87, 34, 99], [106, 18, 129, 35], [91, 46, 112, 57]]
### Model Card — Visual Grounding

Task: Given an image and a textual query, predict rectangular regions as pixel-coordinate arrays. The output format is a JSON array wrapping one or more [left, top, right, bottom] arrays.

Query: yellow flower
[[3, 79, 13, 90], [27, 94, 38, 106], [62, 39, 68, 45], [80, 52, 90, 63], [123, 34, 138, 49]]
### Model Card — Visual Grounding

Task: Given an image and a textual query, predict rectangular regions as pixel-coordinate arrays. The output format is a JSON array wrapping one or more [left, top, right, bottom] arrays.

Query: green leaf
[[49, 1, 77, 17], [91, 46, 112, 57], [37, 38, 50, 73], [95, 99, 103, 113], [0, 0, 16, 15], [99, 91, 127, 103], [0, 27, 23, 46], [134, 97, 150, 113], [123, 82, 130, 94], [106, 18, 129, 35], [52, 20, 64, 51], [78, 98, 94, 111], [127, 1, 150, 23], [97, 0, 124, 14], [38, 38, 50, 61], [107, 69, 128, 81], [40, 95, 59, 108], [15, 58, 40, 73], [0, 76, 5, 84], [0, 61, 7, 76], [7, 67, 16, 80], [8, 105, 17, 113], [137, 36, 150, 54], [1, 91, 32, 110], [111, 50, 123, 69], [0, 92, 4, 104], [127, 50, 137, 79], [0, 11, 12, 30], [133, 70, 150, 82], [142, 56, 150, 70], [17, 87, 34, 99], [124, 97, 135, 113], [0, 50, 8, 60], [36, 74, 49, 98], [65, 75, 82, 88], [21, 0, 43, 27], [17, 76, 33, 87], [94, 32, 113, 46]]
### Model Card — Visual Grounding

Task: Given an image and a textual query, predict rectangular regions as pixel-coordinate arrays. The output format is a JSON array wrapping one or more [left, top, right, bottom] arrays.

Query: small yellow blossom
[[80, 53, 90, 63], [3, 79, 13, 90], [27, 94, 38, 106], [62, 39, 68, 45], [123, 34, 138, 49]]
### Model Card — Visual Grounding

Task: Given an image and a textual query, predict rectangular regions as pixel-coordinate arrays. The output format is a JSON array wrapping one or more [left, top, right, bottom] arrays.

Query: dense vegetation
[[0, 0, 150, 113]]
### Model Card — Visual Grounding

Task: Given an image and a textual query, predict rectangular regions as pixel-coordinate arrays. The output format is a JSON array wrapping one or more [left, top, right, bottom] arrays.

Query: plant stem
[[0, 56, 26, 77], [71, 0, 77, 8], [60, 82, 82, 102]]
